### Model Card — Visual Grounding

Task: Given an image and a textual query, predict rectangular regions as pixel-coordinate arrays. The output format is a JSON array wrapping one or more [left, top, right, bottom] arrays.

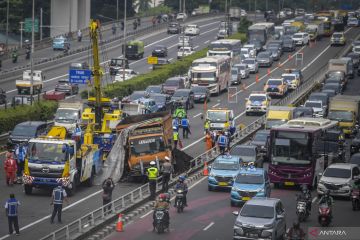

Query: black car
[[149, 93, 173, 112], [55, 79, 79, 95], [122, 91, 146, 103], [8, 121, 49, 146], [167, 22, 181, 34], [152, 45, 168, 57], [346, 52, 360, 68], [294, 106, 314, 118], [282, 39, 295, 52], [322, 83, 342, 95], [250, 130, 270, 160], [146, 85, 164, 94], [171, 89, 195, 110], [0, 88, 6, 104], [350, 153, 360, 166], [351, 132, 360, 154], [321, 89, 336, 98], [191, 86, 210, 103]]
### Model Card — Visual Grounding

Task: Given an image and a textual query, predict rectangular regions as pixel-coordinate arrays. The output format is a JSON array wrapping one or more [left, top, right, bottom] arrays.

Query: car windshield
[[192, 71, 216, 81], [54, 38, 64, 43], [28, 142, 68, 162], [154, 46, 164, 50], [293, 34, 303, 38], [231, 69, 238, 75], [130, 136, 165, 156], [192, 87, 207, 93], [241, 49, 248, 55], [129, 92, 145, 101], [235, 173, 264, 184], [165, 80, 179, 86], [323, 84, 339, 91], [254, 132, 268, 142], [58, 80, 70, 85], [12, 125, 37, 137], [179, 47, 191, 52], [258, 52, 270, 58], [207, 111, 227, 122], [328, 111, 353, 122], [305, 101, 322, 108], [238, 65, 246, 70], [249, 95, 266, 102], [173, 91, 189, 97], [212, 160, 239, 170], [269, 48, 278, 53], [146, 86, 161, 93], [169, 23, 178, 27], [333, 33, 343, 38], [324, 167, 351, 178], [243, 59, 255, 64], [150, 95, 166, 103], [55, 109, 79, 124], [240, 204, 274, 219], [267, 80, 282, 85], [282, 75, 296, 81]]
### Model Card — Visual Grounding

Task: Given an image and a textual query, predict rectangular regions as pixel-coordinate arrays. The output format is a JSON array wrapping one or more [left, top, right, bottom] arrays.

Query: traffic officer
[[50, 183, 69, 224], [15, 144, 26, 183], [161, 156, 173, 193], [147, 161, 159, 201], [204, 119, 210, 133], [4, 193, 20, 236], [172, 118, 179, 131], [173, 127, 180, 149], [217, 131, 228, 155], [181, 116, 190, 139]]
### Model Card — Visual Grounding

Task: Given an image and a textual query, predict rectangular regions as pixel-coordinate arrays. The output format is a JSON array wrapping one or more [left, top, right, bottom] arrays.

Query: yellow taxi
[[263, 78, 288, 97]]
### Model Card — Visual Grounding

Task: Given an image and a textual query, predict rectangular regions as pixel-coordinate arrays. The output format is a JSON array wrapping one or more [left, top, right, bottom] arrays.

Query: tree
[[134, 0, 152, 12]]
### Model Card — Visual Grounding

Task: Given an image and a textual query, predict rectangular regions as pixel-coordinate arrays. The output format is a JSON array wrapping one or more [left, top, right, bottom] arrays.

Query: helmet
[[178, 175, 185, 182], [159, 193, 166, 201], [150, 161, 156, 166], [293, 220, 300, 229], [165, 156, 170, 161]]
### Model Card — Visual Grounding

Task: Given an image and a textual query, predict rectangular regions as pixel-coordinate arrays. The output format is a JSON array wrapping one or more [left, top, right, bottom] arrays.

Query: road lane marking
[[212, 103, 220, 107], [203, 222, 214, 231], [204, 40, 210, 44], [193, 113, 203, 118], [168, 58, 173, 62], [312, 197, 317, 203], [140, 176, 207, 219], [194, 45, 199, 49]]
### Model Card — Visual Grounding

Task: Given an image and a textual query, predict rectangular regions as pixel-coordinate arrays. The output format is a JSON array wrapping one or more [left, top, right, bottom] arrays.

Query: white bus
[[191, 56, 231, 95], [207, 39, 242, 65]]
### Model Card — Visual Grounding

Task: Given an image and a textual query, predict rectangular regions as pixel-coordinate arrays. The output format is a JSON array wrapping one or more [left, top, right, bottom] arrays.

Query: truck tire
[[24, 185, 33, 195]]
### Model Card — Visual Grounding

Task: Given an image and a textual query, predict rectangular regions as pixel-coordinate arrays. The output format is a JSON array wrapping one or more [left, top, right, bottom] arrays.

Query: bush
[[136, 5, 173, 17], [0, 101, 58, 134], [238, 17, 252, 34]]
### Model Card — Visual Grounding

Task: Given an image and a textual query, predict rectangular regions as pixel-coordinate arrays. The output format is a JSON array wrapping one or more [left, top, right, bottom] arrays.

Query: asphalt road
[[0, 19, 358, 239]]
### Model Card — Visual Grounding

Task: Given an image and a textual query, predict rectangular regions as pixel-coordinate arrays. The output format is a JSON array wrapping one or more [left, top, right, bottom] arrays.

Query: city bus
[[207, 39, 242, 65], [247, 22, 275, 45], [315, 11, 334, 36], [268, 117, 338, 188], [191, 56, 231, 95]]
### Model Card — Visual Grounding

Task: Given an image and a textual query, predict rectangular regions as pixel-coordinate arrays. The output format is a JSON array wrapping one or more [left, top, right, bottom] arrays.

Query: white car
[[240, 9, 247, 17], [317, 163, 360, 197], [243, 58, 259, 73], [114, 69, 138, 82], [240, 48, 250, 59], [176, 13, 187, 21], [348, 18, 359, 27], [178, 36, 192, 48], [177, 47, 194, 59], [243, 44, 257, 58], [304, 100, 324, 117], [353, 45, 360, 54], [184, 24, 200, 36], [292, 32, 310, 46], [236, 63, 250, 79]]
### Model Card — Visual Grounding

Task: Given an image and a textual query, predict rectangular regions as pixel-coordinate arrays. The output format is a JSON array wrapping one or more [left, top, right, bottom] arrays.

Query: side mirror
[[318, 172, 323, 177], [232, 211, 239, 216]]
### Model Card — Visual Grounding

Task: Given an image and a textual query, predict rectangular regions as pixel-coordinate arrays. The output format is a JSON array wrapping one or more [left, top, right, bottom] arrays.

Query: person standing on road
[[205, 130, 213, 153], [161, 157, 173, 193], [173, 127, 180, 149], [217, 131, 228, 155], [50, 183, 69, 224], [15, 144, 26, 183], [4, 194, 20, 236], [147, 161, 159, 201], [102, 178, 114, 215], [4, 152, 17, 186], [181, 116, 191, 139]]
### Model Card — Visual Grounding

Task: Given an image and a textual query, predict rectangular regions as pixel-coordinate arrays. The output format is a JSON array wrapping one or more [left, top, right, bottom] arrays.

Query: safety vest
[[172, 119, 178, 127], [6, 199, 18, 217], [147, 167, 158, 180], [181, 119, 189, 127], [53, 187, 64, 205], [204, 121, 210, 130], [218, 135, 227, 147], [173, 132, 179, 141], [16, 147, 25, 162]]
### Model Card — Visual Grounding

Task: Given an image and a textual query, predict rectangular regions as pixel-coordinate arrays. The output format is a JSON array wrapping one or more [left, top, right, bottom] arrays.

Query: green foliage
[[0, 101, 58, 134], [134, 0, 152, 13], [237, 17, 252, 34], [136, 5, 173, 17]]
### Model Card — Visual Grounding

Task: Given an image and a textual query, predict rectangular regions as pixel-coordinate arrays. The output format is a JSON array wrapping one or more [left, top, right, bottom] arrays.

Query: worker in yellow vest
[[147, 161, 159, 200]]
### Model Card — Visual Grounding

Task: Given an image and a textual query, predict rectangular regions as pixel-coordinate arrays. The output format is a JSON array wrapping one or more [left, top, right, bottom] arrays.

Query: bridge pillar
[[50, 0, 90, 37]]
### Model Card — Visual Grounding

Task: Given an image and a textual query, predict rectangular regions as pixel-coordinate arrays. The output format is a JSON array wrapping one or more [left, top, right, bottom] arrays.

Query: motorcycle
[[351, 189, 360, 211], [154, 209, 169, 234], [318, 203, 332, 227], [12, 53, 18, 63], [25, 49, 30, 60], [296, 200, 309, 222], [174, 189, 185, 213]]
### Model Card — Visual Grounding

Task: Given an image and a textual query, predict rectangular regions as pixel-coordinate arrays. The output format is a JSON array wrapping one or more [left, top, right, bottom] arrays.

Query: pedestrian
[[102, 178, 114, 215], [217, 131, 228, 155], [77, 29, 82, 42], [147, 161, 159, 201], [4, 152, 17, 186], [211, 131, 217, 148], [5, 193, 20, 236], [205, 130, 213, 152], [50, 183, 69, 224], [173, 127, 179, 149], [161, 156, 173, 193], [15, 144, 26, 183], [204, 119, 210, 133], [181, 116, 191, 139], [172, 118, 179, 131]]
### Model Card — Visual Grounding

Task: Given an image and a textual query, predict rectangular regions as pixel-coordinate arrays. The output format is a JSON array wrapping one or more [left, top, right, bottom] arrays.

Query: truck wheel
[[24, 185, 33, 195]]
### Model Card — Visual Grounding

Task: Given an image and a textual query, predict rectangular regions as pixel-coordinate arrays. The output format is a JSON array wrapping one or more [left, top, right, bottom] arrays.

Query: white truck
[[229, 7, 242, 20], [54, 102, 83, 132], [16, 70, 45, 95]]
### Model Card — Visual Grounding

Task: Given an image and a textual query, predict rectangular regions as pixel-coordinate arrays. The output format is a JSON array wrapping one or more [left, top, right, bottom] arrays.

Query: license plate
[[242, 197, 250, 201], [284, 181, 295, 186], [218, 182, 228, 186]]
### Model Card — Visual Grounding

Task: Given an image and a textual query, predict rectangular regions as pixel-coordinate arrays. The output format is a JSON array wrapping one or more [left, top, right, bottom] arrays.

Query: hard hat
[[150, 161, 156, 166], [178, 175, 185, 182], [165, 156, 170, 161]]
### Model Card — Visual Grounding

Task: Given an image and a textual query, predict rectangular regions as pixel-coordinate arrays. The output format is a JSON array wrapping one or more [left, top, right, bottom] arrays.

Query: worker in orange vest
[[4, 152, 17, 186], [205, 130, 213, 152]]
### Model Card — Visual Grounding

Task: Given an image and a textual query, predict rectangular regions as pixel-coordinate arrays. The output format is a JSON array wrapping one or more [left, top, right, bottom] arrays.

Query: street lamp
[[123, 0, 127, 81], [30, 0, 35, 99], [5, 0, 9, 46]]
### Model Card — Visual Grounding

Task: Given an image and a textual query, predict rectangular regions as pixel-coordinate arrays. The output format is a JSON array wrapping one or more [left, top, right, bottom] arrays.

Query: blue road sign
[[69, 69, 92, 84]]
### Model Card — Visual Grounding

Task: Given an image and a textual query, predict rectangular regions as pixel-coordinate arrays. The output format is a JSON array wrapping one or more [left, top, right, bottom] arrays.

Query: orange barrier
[[116, 214, 124, 232], [203, 161, 209, 176]]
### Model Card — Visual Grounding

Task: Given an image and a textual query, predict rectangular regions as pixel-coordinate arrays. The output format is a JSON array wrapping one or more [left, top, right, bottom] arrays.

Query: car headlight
[[261, 230, 272, 238], [209, 172, 215, 177]]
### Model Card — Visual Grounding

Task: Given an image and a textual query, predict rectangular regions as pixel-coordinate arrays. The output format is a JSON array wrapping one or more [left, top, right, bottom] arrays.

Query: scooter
[[351, 189, 360, 211], [154, 209, 169, 234], [296, 200, 309, 222], [174, 189, 185, 213], [318, 203, 332, 227]]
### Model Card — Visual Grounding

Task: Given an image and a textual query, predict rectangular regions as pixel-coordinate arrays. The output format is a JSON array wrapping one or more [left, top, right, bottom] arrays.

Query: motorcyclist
[[12, 50, 18, 63], [297, 184, 312, 212], [153, 193, 170, 231], [120, 21, 124, 31], [137, 17, 141, 26], [286, 221, 305, 240], [352, 175, 360, 190], [174, 176, 188, 207], [133, 20, 138, 30], [77, 29, 82, 42], [112, 23, 116, 35], [318, 189, 334, 217]]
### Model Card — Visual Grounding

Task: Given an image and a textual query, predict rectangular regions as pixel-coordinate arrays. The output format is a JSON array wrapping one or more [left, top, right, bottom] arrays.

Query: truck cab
[[265, 106, 294, 129], [54, 102, 83, 132], [206, 108, 235, 132], [16, 70, 45, 95], [125, 41, 144, 60]]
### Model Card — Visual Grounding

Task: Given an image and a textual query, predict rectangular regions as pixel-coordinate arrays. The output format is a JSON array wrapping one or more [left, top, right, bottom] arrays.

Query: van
[[340, 57, 354, 79]]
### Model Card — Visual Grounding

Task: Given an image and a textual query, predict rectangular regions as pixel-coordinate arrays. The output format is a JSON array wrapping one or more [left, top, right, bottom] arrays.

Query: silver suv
[[233, 198, 286, 240]]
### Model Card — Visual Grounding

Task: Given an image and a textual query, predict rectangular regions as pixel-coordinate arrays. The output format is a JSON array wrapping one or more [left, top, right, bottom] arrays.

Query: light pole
[[123, 0, 127, 81], [116, 0, 119, 21], [68, 0, 72, 36], [40, 7, 43, 41], [5, 0, 9, 46], [19, 22, 24, 48], [30, 0, 35, 98]]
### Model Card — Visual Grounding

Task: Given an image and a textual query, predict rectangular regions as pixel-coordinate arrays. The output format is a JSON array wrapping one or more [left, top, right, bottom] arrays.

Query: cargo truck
[[305, 21, 324, 40], [54, 102, 83, 132], [16, 70, 45, 95], [229, 7, 242, 20], [116, 112, 173, 179], [265, 106, 295, 129], [327, 95, 360, 136], [327, 58, 350, 81]]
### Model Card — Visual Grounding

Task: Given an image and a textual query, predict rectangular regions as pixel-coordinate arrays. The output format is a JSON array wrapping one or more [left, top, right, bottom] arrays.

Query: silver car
[[243, 58, 259, 73], [256, 51, 273, 67], [233, 198, 286, 240], [235, 64, 250, 79]]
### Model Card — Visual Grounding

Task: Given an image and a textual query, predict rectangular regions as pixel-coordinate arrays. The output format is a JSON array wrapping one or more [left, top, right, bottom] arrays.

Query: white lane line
[[212, 103, 220, 107], [194, 45, 199, 49], [193, 113, 203, 118], [140, 176, 207, 219], [168, 58, 174, 62], [203, 222, 215, 231], [204, 40, 210, 44], [312, 197, 317, 203]]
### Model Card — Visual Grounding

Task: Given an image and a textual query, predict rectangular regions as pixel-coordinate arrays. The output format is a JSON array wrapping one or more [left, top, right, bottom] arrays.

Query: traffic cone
[[267, 68, 271, 76], [116, 214, 124, 232], [203, 161, 209, 176], [255, 74, 259, 83]]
